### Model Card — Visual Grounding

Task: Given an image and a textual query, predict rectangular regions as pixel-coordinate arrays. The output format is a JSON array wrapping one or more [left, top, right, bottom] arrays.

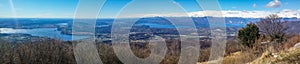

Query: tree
[[256, 14, 288, 42], [238, 23, 260, 48]]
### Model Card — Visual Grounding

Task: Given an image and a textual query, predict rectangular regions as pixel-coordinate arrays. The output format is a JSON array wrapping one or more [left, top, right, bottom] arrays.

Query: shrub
[[238, 23, 260, 48], [257, 14, 288, 42]]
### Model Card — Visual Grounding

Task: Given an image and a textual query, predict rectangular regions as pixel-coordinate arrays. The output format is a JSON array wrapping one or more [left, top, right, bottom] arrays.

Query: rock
[[272, 53, 278, 58], [293, 42, 300, 48]]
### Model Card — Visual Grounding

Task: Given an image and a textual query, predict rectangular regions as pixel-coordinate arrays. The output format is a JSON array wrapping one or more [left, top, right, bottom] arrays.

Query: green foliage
[[238, 23, 260, 48]]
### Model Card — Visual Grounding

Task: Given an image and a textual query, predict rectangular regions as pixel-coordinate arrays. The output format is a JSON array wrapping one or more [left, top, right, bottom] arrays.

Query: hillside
[[250, 47, 300, 64]]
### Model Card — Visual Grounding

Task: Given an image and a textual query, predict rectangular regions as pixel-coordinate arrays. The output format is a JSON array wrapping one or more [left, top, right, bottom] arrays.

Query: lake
[[0, 28, 89, 41]]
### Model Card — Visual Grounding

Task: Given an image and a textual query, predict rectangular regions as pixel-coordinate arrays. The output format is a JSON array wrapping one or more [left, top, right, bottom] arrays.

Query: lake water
[[0, 28, 89, 41]]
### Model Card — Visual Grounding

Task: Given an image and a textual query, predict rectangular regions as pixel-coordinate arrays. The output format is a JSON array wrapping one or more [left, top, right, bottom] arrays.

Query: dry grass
[[283, 35, 300, 50], [222, 50, 259, 64], [250, 47, 300, 64]]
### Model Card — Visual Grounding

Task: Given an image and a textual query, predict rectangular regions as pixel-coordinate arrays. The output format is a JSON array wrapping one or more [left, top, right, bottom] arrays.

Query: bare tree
[[257, 14, 288, 42]]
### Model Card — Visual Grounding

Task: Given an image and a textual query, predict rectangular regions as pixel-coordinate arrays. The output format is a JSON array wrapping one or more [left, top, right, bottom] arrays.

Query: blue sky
[[0, 0, 299, 18]]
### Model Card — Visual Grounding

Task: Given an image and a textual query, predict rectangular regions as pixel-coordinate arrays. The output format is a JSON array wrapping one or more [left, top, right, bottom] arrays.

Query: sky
[[0, 0, 300, 18]]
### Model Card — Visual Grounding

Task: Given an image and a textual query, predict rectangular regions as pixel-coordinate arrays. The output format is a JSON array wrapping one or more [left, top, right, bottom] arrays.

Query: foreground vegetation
[[0, 38, 209, 64]]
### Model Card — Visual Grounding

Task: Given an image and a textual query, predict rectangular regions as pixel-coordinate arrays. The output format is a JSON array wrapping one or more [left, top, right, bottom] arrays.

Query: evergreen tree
[[238, 23, 260, 48]]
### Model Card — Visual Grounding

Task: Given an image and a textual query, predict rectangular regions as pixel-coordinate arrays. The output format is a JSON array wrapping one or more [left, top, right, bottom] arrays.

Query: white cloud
[[188, 10, 272, 18], [265, 0, 282, 8], [121, 10, 300, 18], [190, 10, 300, 18]]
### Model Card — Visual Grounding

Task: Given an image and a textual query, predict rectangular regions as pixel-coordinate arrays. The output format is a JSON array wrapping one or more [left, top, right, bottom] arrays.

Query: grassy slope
[[250, 47, 300, 64]]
